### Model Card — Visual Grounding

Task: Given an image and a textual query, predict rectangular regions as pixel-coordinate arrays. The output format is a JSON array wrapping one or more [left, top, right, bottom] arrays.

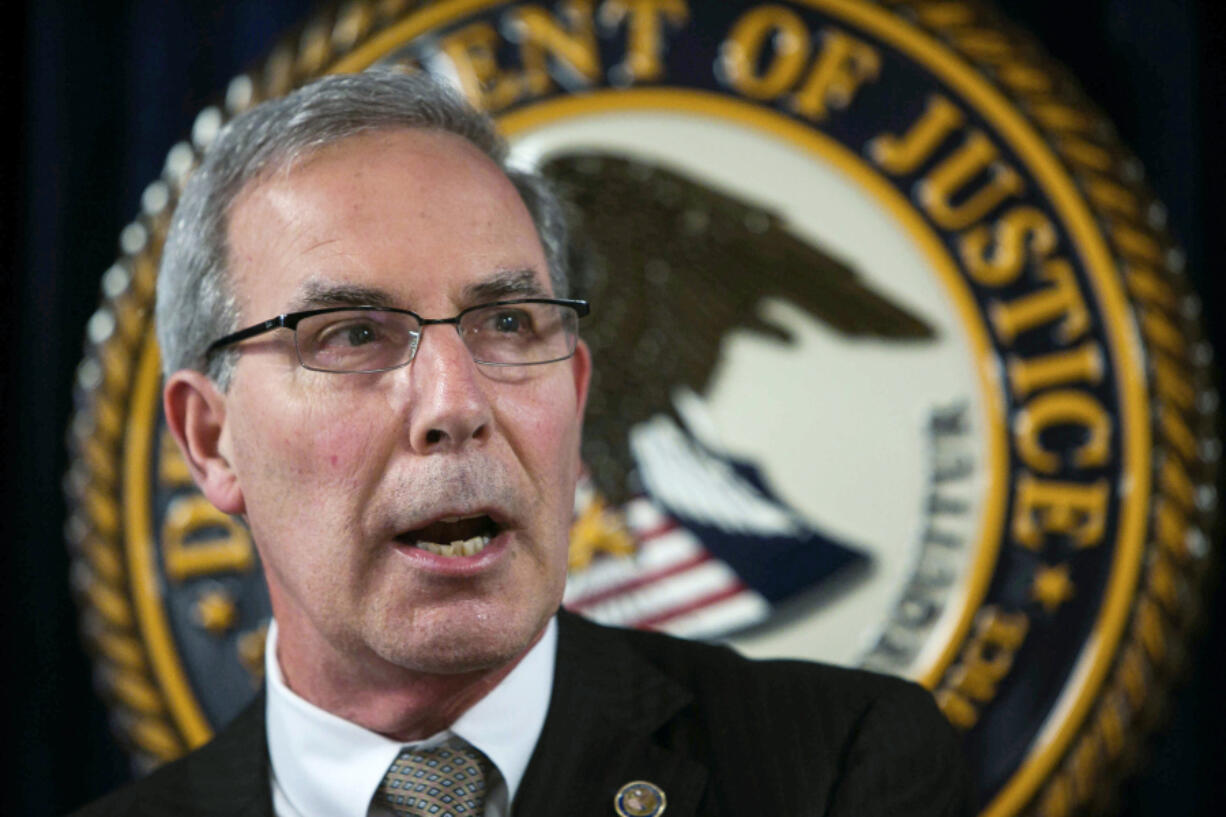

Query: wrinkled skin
[[165, 129, 590, 735]]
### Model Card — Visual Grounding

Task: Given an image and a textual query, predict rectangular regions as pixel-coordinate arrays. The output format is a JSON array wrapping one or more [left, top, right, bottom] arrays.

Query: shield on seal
[[65, 2, 1219, 815]]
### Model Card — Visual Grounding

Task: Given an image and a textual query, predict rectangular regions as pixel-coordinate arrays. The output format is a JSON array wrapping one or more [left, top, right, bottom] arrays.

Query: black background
[[3, 1, 1222, 815]]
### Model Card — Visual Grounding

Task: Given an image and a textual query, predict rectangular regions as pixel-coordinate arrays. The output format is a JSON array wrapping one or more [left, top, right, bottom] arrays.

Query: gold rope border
[[873, 2, 1220, 815], [63, 0, 448, 771], [62, 2, 1219, 812]]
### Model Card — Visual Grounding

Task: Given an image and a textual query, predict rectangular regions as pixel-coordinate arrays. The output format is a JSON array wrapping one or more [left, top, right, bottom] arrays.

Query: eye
[[345, 323, 377, 346], [492, 308, 532, 334], [318, 319, 384, 347], [461, 302, 575, 365], [295, 309, 420, 372]]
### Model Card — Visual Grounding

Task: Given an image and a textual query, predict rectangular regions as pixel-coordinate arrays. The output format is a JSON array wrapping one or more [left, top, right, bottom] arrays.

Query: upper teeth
[[416, 534, 491, 557]]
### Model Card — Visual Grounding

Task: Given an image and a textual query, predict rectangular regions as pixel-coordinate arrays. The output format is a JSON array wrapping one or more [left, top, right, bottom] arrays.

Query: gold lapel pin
[[614, 780, 667, 817]]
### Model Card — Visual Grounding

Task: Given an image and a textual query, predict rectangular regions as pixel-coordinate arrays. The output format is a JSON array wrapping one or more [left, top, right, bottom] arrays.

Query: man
[[74, 70, 969, 817]]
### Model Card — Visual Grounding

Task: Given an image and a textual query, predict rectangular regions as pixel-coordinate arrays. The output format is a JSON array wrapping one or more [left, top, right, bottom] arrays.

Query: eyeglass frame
[[204, 297, 591, 373]]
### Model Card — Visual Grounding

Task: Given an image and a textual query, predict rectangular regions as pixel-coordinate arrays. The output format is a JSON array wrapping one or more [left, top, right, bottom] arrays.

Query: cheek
[[232, 397, 394, 585], [231, 384, 391, 502], [306, 413, 383, 477], [503, 383, 583, 492]]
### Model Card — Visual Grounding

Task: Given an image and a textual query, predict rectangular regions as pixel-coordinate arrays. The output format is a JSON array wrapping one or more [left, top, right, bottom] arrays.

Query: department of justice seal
[[65, 2, 1219, 815]]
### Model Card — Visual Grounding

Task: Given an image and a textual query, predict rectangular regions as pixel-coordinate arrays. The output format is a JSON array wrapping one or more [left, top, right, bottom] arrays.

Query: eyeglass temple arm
[[205, 315, 291, 354]]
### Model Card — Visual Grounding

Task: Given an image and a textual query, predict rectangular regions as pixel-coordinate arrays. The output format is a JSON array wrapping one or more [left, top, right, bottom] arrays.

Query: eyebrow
[[287, 268, 549, 314], [462, 269, 550, 303], [289, 281, 397, 311]]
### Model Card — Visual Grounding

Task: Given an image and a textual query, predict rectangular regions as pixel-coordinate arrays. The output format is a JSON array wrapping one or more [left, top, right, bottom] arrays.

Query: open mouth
[[396, 514, 500, 558]]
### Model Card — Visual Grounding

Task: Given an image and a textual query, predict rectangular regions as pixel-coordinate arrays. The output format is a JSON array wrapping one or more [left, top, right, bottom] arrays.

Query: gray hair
[[155, 69, 570, 386]]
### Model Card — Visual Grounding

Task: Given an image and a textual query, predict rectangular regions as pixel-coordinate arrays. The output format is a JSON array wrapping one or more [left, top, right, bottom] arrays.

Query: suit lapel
[[135, 693, 272, 817], [514, 612, 708, 817], [128, 617, 708, 817]]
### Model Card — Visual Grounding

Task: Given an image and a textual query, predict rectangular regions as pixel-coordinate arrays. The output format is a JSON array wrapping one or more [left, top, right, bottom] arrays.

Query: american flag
[[565, 415, 866, 640], [564, 497, 773, 639]]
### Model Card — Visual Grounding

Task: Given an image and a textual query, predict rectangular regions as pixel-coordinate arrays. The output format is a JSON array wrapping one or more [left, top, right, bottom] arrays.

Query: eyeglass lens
[[294, 302, 579, 373]]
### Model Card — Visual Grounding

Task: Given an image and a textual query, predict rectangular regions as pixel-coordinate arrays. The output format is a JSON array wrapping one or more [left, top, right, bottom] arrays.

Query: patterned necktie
[[375, 738, 491, 817]]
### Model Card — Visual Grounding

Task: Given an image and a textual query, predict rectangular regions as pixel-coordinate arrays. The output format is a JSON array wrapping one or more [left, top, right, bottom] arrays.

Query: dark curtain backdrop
[[4, 1, 1222, 815]]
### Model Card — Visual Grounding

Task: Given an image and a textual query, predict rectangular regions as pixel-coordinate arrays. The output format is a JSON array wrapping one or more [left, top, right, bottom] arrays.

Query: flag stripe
[[565, 551, 712, 611], [635, 582, 751, 628]]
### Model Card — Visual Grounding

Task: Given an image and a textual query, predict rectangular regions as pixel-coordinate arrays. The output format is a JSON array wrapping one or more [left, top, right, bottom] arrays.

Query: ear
[[163, 369, 246, 515], [569, 339, 593, 482], [571, 338, 592, 420]]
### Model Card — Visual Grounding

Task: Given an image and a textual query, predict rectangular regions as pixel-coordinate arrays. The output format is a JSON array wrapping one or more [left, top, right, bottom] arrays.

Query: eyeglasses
[[205, 298, 590, 373]]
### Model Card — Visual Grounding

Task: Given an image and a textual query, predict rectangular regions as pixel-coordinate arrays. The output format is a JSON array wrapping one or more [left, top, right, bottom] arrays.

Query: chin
[[373, 605, 549, 676]]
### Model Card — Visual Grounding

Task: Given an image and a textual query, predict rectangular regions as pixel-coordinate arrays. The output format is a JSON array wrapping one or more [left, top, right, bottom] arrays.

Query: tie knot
[[376, 738, 491, 817]]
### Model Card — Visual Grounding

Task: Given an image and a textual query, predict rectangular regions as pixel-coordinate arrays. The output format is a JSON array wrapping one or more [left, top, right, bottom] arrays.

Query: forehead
[[225, 127, 549, 315]]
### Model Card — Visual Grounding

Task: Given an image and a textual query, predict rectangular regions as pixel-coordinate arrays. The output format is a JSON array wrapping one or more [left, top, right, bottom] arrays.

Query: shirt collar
[[266, 616, 557, 817]]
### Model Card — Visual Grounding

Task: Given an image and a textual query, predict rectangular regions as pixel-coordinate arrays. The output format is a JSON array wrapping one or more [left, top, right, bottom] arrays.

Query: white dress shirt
[[266, 617, 557, 817]]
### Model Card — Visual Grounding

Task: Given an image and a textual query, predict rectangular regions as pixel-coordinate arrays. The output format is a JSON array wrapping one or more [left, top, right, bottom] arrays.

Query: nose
[[404, 324, 492, 452]]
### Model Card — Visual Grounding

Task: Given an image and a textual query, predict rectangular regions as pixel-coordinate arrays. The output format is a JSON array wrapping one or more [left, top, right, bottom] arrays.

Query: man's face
[[213, 128, 589, 680]]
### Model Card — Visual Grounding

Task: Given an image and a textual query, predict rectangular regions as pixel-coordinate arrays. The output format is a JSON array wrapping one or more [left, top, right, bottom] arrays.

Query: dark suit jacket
[[72, 611, 970, 816]]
